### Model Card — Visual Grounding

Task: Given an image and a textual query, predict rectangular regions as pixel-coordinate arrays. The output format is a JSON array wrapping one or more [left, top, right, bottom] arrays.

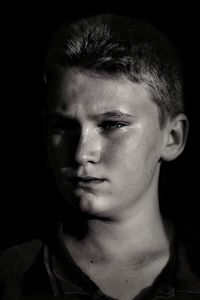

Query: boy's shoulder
[[0, 239, 43, 280]]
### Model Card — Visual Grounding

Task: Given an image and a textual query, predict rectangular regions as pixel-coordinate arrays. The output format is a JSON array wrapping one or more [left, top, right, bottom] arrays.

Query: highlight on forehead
[[46, 66, 143, 102]]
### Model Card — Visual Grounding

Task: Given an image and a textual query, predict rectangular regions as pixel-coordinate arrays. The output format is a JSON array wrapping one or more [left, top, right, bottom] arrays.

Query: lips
[[63, 176, 105, 187]]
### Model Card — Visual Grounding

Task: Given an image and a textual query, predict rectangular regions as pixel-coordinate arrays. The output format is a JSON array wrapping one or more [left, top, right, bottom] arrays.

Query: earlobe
[[161, 114, 189, 161]]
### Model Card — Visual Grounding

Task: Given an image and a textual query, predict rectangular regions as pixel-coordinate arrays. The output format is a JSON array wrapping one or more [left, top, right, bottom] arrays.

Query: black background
[[1, 2, 199, 250]]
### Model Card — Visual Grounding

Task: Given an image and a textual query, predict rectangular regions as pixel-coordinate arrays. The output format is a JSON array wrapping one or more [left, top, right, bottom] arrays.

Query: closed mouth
[[64, 176, 105, 186]]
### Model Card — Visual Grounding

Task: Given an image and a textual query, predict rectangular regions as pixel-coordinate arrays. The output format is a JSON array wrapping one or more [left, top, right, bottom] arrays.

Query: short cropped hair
[[44, 14, 184, 127]]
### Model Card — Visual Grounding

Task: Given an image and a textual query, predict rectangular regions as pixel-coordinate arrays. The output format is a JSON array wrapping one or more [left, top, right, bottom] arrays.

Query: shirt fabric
[[0, 223, 200, 300]]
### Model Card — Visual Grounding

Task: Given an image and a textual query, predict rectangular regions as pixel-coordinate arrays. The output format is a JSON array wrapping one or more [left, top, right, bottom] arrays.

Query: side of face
[[47, 68, 187, 221]]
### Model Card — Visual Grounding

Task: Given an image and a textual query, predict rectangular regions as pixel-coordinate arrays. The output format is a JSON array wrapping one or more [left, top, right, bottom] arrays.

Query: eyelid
[[99, 120, 130, 125], [98, 120, 129, 132]]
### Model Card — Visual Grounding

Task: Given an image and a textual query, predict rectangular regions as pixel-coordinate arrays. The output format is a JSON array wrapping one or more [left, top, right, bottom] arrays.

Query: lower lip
[[64, 179, 105, 188]]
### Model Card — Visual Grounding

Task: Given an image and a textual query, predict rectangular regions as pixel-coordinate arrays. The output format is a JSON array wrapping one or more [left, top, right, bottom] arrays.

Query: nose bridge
[[75, 125, 100, 164]]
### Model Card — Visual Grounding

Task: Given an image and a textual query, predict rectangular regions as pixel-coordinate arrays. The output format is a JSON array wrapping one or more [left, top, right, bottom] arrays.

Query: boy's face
[[47, 68, 167, 221]]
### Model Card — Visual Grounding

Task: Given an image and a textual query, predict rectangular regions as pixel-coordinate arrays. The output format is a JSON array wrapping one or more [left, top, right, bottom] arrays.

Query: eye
[[98, 121, 126, 132], [48, 119, 80, 135]]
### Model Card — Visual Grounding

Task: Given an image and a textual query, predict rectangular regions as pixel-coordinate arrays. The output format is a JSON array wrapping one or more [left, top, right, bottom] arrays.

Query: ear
[[161, 114, 189, 161]]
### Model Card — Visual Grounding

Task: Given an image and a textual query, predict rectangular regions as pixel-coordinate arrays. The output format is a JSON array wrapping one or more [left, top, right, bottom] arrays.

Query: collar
[[22, 224, 200, 299]]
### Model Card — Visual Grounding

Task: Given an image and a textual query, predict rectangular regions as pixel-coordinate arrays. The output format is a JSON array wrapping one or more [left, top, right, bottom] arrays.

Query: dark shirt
[[0, 225, 200, 300]]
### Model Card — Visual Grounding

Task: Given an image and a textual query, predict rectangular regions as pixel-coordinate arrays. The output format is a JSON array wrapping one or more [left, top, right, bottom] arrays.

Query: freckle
[[90, 260, 94, 264], [125, 279, 128, 283]]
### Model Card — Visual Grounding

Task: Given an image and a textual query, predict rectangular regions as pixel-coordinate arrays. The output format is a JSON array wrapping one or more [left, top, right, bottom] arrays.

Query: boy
[[1, 14, 199, 300]]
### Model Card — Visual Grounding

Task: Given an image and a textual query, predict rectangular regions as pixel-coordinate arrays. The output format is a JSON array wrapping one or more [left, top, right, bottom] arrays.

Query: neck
[[63, 197, 173, 262]]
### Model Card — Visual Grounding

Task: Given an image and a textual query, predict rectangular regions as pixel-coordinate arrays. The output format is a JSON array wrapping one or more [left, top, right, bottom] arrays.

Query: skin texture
[[48, 68, 168, 222]]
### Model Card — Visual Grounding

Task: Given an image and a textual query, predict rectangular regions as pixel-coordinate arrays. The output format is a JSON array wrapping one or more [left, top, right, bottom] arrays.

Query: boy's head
[[45, 14, 184, 128], [45, 14, 188, 220]]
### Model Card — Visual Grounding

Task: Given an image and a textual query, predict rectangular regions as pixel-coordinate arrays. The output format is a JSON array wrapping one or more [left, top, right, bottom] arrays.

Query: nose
[[75, 127, 101, 165]]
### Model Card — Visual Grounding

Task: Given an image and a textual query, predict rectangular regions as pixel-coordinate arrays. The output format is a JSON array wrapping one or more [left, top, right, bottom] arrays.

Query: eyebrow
[[47, 110, 134, 120], [96, 110, 134, 119]]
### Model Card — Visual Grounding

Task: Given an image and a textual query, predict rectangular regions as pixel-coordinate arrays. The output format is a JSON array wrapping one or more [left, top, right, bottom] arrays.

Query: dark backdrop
[[1, 2, 199, 250]]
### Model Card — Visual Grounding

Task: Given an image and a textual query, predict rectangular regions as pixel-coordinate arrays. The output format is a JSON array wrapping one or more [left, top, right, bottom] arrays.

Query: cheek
[[102, 132, 141, 167], [103, 130, 160, 176], [48, 135, 70, 168]]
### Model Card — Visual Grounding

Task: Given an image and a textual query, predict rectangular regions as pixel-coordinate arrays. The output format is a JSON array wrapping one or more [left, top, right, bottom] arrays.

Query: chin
[[60, 186, 111, 218], [77, 194, 109, 218], [79, 196, 101, 213]]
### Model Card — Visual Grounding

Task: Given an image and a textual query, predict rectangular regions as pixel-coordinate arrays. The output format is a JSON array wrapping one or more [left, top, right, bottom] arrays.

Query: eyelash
[[98, 121, 126, 132]]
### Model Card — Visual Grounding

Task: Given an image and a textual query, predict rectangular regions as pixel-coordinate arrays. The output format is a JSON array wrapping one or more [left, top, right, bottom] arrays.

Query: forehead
[[48, 68, 158, 119]]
